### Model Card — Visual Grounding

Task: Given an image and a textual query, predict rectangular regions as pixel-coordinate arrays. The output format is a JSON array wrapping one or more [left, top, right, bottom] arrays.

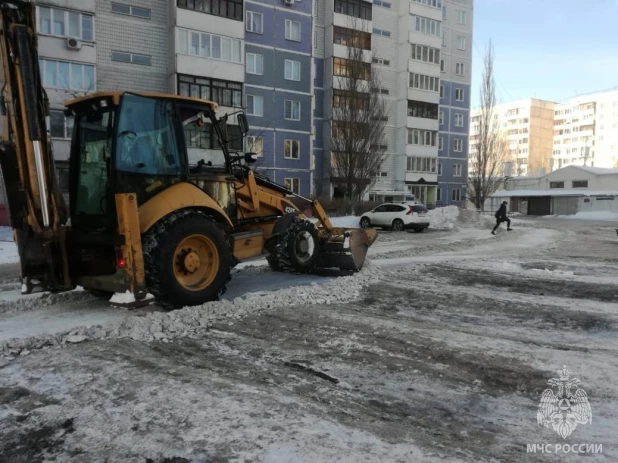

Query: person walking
[[492, 201, 512, 235]]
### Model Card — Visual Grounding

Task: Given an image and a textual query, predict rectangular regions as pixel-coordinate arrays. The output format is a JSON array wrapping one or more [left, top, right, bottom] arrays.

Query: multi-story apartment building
[[314, 0, 473, 206], [29, 0, 315, 198], [552, 88, 618, 170], [438, 0, 473, 206], [469, 98, 554, 177]]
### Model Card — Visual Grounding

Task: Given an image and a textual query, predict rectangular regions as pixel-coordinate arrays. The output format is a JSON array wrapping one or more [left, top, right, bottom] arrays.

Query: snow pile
[[427, 205, 460, 229], [550, 211, 618, 221], [0, 261, 384, 357]]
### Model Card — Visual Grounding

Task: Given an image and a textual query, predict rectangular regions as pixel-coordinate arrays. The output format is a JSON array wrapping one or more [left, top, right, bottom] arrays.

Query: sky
[[469, 0, 618, 109]]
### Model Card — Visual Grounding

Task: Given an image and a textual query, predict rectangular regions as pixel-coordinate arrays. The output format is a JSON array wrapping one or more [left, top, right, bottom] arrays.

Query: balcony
[[406, 144, 438, 157], [407, 116, 438, 131], [333, 44, 372, 62], [405, 171, 438, 183]]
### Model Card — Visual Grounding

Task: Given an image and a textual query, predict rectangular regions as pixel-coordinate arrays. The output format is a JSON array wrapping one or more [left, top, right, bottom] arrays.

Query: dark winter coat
[[495, 204, 507, 219]]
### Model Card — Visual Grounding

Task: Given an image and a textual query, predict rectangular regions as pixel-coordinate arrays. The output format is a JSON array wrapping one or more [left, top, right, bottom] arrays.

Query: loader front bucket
[[316, 227, 378, 271]]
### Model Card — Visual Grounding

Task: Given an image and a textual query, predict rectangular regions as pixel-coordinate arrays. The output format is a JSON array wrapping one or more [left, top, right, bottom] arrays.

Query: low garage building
[[486, 165, 618, 216]]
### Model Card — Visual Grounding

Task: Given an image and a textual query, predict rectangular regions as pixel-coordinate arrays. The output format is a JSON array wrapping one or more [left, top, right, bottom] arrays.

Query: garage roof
[[491, 189, 618, 197]]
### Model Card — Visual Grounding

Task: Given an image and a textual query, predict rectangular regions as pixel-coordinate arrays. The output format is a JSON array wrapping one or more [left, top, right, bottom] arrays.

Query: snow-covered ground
[[0, 214, 617, 461], [544, 210, 618, 221]]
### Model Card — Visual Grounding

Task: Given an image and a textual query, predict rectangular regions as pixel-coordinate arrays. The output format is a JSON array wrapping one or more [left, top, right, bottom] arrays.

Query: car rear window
[[413, 205, 427, 212]]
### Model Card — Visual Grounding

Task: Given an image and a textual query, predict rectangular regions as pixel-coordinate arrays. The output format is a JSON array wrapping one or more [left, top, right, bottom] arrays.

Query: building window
[[453, 164, 462, 176], [439, 137, 443, 150], [410, 44, 440, 65], [455, 88, 464, 101], [334, 57, 370, 80], [177, 28, 242, 63], [372, 28, 391, 37], [314, 31, 318, 48], [112, 3, 151, 19], [246, 135, 263, 156], [410, 15, 441, 37], [406, 156, 437, 173], [550, 181, 564, 189], [456, 62, 465, 76], [178, 74, 242, 107], [245, 11, 263, 33], [284, 140, 300, 159], [572, 180, 588, 188], [246, 94, 263, 116], [284, 100, 301, 121], [408, 73, 440, 92], [334, 0, 372, 20], [452, 188, 461, 201], [438, 162, 442, 175], [411, 0, 442, 8], [442, 5, 446, 18], [442, 31, 447, 47], [454, 139, 463, 152], [285, 19, 301, 41], [246, 53, 263, 75], [440, 59, 445, 72], [456, 10, 466, 24], [454, 113, 463, 127], [177, 0, 242, 21], [50, 110, 74, 139], [439, 111, 444, 125], [440, 85, 444, 98], [39, 59, 95, 91], [457, 35, 466, 50], [437, 188, 441, 201], [284, 60, 301, 81], [374, 0, 392, 8], [406, 129, 438, 147], [407, 100, 438, 119], [334, 89, 370, 110], [334, 26, 371, 50], [284, 178, 300, 194], [37, 6, 94, 41], [372, 57, 390, 66], [111, 51, 151, 65]]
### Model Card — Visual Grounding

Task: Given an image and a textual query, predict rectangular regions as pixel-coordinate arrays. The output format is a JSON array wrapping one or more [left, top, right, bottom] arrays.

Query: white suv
[[359, 203, 430, 232]]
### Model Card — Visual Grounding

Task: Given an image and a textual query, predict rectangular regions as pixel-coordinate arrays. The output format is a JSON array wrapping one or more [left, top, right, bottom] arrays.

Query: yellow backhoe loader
[[0, 0, 377, 308]]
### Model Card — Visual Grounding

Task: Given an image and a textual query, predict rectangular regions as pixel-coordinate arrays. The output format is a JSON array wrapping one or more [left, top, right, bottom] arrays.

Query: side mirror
[[244, 152, 258, 163], [237, 113, 249, 134]]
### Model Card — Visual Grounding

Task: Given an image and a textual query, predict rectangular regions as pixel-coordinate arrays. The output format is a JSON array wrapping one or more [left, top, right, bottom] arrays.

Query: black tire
[[270, 218, 320, 273], [392, 219, 404, 232], [360, 217, 371, 229], [266, 253, 283, 272], [142, 210, 232, 309], [86, 289, 114, 299]]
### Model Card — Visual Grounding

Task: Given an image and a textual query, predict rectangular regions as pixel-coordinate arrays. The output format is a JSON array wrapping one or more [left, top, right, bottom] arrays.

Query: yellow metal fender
[[138, 182, 234, 234]]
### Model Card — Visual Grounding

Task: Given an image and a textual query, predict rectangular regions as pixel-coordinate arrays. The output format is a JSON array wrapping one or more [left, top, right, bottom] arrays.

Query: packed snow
[[545, 210, 618, 221]]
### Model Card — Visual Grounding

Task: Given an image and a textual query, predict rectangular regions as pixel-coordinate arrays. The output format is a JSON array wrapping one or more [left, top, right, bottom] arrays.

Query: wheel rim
[[173, 234, 219, 291], [294, 230, 316, 264], [394, 220, 403, 231], [361, 219, 369, 229]]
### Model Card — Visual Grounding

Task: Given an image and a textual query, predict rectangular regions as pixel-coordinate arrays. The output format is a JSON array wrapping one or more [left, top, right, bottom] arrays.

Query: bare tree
[[329, 18, 388, 200], [467, 40, 509, 210]]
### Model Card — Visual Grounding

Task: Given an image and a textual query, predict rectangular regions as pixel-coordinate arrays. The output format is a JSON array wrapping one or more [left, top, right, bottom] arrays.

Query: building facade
[[438, 0, 473, 207], [314, 0, 474, 206], [20, 0, 476, 204], [552, 88, 618, 171], [469, 98, 555, 178], [488, 165, 618, 216], [31, 0, 315, 197]]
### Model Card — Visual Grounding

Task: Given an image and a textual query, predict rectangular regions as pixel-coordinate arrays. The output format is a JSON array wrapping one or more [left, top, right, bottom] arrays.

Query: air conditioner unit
[[66, 37, 82, 50], [284, 0, 294, 5]]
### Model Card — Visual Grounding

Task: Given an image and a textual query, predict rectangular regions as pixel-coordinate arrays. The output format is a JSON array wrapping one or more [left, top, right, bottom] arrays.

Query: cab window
[[115, 94, 181, 176]]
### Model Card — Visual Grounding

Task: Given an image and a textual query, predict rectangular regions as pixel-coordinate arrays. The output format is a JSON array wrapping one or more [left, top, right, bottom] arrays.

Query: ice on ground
[[546, 210, 618, 221]]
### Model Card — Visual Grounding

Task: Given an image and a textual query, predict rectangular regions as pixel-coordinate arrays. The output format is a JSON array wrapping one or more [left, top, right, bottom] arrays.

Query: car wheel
[[360, 217, 371, 229], [392, 219, 404, 231]]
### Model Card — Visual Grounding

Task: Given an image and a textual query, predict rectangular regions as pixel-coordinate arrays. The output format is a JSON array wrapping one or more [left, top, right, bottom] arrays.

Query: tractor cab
[[65, 91, 249, 232]]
